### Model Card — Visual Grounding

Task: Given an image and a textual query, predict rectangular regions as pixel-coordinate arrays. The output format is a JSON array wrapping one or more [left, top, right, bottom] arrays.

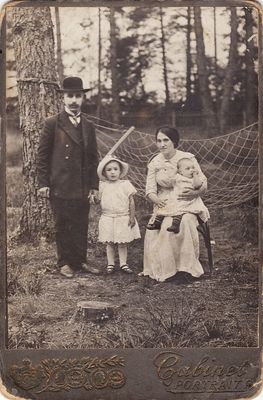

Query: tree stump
[[77, 301, 118, 323]]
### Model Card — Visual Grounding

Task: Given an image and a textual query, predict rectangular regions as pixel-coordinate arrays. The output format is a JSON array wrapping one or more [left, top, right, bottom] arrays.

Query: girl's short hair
[[155, 126, 180, 148]]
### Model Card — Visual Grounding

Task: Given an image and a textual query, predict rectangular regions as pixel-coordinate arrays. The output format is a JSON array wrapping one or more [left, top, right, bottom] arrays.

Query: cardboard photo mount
[[0, 0, 262, 399]]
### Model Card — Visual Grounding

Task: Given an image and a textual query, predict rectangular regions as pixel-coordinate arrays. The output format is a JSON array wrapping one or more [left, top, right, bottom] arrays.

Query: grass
[[5, 135, 259, 349], [6, 231, 259, 349]]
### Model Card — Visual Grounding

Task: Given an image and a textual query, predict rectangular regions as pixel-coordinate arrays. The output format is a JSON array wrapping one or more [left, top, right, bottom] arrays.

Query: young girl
[[97, 155, 141, 274]]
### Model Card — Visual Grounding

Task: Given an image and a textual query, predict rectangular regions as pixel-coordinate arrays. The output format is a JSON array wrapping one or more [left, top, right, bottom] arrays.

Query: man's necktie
[[69, 114, 80, 127], [65, 106, 81, 127]]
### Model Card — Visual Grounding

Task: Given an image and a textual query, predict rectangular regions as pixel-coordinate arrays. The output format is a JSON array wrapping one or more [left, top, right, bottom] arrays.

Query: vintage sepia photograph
[[5, 2, 259, 357]]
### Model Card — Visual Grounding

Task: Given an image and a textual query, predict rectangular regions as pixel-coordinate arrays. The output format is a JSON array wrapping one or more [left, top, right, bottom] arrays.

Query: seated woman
[[142, 126, 207, 282]]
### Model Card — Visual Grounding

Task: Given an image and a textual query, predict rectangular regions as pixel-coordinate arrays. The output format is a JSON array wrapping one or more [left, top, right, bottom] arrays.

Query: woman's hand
[[155, 199, 168, 208], [178, 187, 202, 200], [147, 193, 167, 208]]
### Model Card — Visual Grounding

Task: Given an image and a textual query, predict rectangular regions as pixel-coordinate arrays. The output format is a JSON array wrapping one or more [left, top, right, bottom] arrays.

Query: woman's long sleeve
[[145, 162, 157, 196], [192, 157, 207, 191]]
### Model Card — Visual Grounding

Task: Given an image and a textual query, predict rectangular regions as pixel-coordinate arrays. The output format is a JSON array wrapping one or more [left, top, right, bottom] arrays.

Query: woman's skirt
[[143, 213, 204, 281]]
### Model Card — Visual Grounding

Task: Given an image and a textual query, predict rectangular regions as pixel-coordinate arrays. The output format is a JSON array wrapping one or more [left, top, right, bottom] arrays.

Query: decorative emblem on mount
[[9, 356, 126, 393]]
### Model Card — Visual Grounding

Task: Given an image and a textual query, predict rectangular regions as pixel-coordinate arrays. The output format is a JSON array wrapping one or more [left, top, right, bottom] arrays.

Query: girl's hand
[[128, 195, 136, 227], [128, 217, 136, 228]]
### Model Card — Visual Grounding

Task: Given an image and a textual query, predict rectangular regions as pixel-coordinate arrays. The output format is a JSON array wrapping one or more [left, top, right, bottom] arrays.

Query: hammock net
[[87, 114, 259, 210]]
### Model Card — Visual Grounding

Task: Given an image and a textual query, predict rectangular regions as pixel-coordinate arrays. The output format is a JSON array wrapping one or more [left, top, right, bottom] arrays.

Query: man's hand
[[38, 187, 50, 198], [89, 189, 99, 204]]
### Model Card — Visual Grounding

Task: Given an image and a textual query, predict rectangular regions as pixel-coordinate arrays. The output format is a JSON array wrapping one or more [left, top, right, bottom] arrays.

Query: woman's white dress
[[98, 180, 141, 244], [143, 150, 206, 282]]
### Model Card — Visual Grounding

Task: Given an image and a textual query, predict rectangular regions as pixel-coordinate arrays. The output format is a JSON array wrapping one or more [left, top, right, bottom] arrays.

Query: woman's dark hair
[[155, 126, 180, 148]]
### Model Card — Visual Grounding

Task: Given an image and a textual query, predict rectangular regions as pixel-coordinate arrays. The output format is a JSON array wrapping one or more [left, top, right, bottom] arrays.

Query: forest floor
[[7, 203, 259, 349]]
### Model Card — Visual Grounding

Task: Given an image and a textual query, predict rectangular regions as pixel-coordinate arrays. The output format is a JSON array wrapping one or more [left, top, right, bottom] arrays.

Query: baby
[[147, 157, 210, 233]]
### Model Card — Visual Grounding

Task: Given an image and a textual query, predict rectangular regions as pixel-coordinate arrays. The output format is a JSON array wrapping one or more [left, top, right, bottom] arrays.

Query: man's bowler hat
[[57, 76, 91, 93]]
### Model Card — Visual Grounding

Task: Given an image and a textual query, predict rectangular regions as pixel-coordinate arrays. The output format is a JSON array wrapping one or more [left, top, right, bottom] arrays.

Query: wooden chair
[[197, 217, 214, 273]]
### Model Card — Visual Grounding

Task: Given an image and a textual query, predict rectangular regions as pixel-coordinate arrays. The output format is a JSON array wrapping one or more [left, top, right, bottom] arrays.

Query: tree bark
[[219, 8, 238, 132], [193, 7, 217, 134], [11, 7, 62, 241], [159, 7, 170, 107], [54, 7, 64, 84], [244, 7, 257, 125], [109, 8, 120, 124]]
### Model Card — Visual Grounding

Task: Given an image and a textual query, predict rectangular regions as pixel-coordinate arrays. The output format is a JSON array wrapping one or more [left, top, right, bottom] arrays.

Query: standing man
[[37, 76, 100, 278]]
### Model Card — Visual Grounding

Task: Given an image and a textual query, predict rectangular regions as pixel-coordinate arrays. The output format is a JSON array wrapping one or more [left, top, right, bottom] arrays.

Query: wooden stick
[[105, 126, 135, 157]]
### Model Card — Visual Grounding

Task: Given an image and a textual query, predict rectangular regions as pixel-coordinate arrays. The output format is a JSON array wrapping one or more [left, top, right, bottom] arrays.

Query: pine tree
[[193, 7, 217, 134], [219, 8, 238, 132], [11, 6, 62, 241], [109, 8, 120, 124]]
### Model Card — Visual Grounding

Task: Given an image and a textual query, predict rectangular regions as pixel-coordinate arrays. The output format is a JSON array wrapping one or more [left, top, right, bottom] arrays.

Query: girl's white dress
[[98, 180, 141, 244]]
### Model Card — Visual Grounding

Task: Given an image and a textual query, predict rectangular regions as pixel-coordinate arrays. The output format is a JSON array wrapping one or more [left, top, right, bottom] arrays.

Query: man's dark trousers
[[51, 197, 90, 270]]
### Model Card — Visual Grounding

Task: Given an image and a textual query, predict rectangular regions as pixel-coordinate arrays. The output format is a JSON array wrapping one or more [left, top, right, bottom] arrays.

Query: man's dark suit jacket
[[37, 110, 99, 199]]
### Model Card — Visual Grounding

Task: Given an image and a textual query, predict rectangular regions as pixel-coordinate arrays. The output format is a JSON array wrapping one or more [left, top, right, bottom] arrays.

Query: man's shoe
[[60, 264, 74, 278], [81, 263, 100, 275]]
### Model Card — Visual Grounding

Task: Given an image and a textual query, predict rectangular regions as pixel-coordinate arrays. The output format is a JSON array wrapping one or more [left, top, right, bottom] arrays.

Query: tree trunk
[[109, 8, 120, 124], [193, 7, 217, 134], [186, 7, 192, 105], [97, 8, 102, 119], [244, 7, 257, 125], [11, 7, 62, 241], [219, 8, 238, 132], [54, 7, 64, 84], [213, 7, 219, 112], [159, 7, 170, 107]]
